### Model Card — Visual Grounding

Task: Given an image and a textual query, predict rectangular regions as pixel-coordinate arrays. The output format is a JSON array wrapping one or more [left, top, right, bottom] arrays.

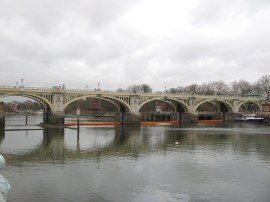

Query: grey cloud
[[190, 0, 270, 26], [0, 0, 139, 34], [0, 0, 270, 91]]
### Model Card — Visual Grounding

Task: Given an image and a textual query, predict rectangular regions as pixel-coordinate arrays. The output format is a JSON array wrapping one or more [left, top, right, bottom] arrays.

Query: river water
[[1, 115, 270, 202]]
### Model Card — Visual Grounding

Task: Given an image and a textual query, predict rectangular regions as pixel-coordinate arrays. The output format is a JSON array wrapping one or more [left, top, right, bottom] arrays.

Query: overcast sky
[[0, 0, 270, 91]]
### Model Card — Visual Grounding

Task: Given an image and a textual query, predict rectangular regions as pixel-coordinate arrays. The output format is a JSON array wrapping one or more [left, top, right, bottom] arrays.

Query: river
[[1, 115, 270, 202]]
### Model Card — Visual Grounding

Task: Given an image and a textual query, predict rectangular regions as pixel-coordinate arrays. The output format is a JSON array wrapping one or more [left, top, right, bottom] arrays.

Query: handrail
[[0, 85, 263, 100]]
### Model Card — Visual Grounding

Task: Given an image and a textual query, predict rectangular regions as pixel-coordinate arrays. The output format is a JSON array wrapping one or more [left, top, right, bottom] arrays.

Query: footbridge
[[0, 85, 266, 124]]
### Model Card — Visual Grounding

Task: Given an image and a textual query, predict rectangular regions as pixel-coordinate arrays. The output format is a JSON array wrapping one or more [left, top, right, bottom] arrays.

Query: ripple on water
[[133, 187, 191, 202], [10, 194, 74, 202], [9, 190, 84, 202]]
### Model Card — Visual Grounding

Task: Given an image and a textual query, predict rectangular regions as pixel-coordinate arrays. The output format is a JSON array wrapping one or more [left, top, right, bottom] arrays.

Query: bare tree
[[212, 80, 229, 95], [168, 88, 176, 93], [116, 88, 125, 92], [127, 84, 152, 93], [176, 86, 186, 94], [230, 81, 241, 96], [141, 84, 152, 93], [200, 83, 214, 95], [185, 84, 199, 95], [122, 75, 270, 99], [229, 80, 252, 96], [127, 85, 141, 93], [238, 80, 252, 96], [258, 74, 270, 100]]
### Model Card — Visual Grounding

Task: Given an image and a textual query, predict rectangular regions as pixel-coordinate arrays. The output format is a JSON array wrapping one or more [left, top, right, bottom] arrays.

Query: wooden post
[[76, 106, 80, 142], [77, 117, 80, 141]]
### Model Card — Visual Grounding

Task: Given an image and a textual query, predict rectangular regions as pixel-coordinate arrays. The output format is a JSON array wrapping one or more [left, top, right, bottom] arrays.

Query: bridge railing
[[0, 86, 263, 100], [0, 86, 53, 91]]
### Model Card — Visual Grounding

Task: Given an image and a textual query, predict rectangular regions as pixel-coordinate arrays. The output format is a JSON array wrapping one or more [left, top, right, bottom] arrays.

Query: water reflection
[[0, 130, 43, 155], [1, 116, 270, 202], [1, 123, 270, 165]]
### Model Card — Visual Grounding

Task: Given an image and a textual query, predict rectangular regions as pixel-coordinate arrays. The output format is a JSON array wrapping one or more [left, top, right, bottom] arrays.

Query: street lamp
[[21, 78, 24, 87]]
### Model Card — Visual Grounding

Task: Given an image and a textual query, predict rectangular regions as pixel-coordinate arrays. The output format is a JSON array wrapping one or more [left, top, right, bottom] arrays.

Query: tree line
[[0, 100, 43, 113], [118, 74, 270, 100], [64, 97, 116, 115]]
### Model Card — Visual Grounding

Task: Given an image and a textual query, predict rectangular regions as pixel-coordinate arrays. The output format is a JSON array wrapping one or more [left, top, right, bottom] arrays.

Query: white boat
[[234, 114, 264, 123]]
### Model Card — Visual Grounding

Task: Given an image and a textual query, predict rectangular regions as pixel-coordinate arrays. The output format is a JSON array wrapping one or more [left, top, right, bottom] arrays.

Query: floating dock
[[65, 122, 121, 127], [198, 120, 224, 124], [141, 121, 179, 126]]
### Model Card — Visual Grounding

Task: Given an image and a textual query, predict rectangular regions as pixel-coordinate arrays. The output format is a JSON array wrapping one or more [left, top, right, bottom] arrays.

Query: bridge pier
[[122, 113, 140, 125], [0, 115, 5, 130], [181, 113, 198, 123], [114, 113, 140, 125], [43, 112, 65, 126]]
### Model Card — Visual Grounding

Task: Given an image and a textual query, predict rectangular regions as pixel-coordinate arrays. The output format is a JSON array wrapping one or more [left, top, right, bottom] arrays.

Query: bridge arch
[[238, 101, 262, 113], [63, 95, 131, 113], [139, 98, 189, 113], [195, 99, 233, 112], [168, 98, 189, 112], [0, 93, 53, 112]]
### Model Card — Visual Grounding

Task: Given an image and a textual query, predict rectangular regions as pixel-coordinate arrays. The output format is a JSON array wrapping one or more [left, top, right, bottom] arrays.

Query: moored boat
[[234, 114, 264, 123]]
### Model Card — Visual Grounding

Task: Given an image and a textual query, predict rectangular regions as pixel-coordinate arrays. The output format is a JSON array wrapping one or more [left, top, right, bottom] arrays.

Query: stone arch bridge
[[0, 86, 264, 124]]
